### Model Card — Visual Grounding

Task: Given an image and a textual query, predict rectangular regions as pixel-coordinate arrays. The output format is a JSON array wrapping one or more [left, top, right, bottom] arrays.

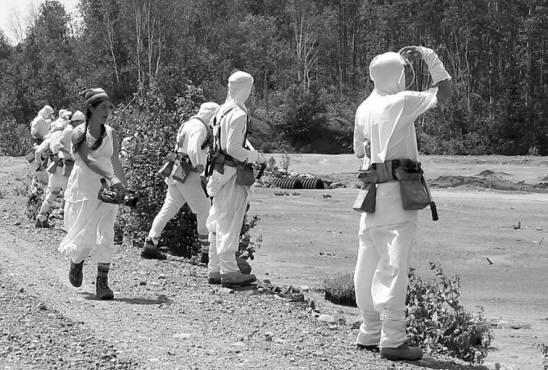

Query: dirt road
[[2, 155, 547, 369], [1, 156, 477, 369]]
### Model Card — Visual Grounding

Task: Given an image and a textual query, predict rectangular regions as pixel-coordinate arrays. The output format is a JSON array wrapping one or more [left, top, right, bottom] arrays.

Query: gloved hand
[[256, 153, 267, 165], [98, 178, 126, 204]]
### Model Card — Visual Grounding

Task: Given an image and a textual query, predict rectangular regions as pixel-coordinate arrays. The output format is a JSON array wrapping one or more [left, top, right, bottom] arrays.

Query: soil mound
[[431, 174, 548, 193]]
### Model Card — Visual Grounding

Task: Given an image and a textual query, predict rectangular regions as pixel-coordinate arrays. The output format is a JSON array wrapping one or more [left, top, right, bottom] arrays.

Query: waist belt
[[359, 159, 422, 184]]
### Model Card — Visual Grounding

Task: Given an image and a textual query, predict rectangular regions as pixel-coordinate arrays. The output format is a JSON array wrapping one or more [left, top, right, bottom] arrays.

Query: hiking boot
[[236, 257, 251, 274], [380, 342, 422, 361], [356, 343, 379, 352], [69, 260, 84, 287], [96, 275, 114, 300], [200, 252, 209, 265], [35, 217, 49, 228], [208, 271, 221, 285], [140, 238, 166, 260], [221, 271, 257, 288]]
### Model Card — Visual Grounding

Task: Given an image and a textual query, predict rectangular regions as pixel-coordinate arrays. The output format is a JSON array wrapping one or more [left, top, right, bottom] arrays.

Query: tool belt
[[158, 153, 196, 184], [353, 159, 435, 217], [209, 152, 255, 186], [46, 154, 64, 174]]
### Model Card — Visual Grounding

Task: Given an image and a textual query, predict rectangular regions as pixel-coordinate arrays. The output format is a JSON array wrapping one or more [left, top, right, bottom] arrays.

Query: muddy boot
[[96, 263, 114, 300], [236, 257, 251, 275], [69, 260, 84, 287], [208, 271, 221, 285], [380, 342, 422, 361], [221, 271, 257, 288], [35, 215, 49, 228], [140, 237, 166, 260]]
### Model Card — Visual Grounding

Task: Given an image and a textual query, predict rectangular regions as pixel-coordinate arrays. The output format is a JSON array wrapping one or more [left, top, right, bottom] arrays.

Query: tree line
[[0, 0, 547, 155]]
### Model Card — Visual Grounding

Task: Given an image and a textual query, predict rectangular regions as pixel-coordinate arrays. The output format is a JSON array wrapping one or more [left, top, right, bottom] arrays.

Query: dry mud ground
[[1, 154, 548, 369]]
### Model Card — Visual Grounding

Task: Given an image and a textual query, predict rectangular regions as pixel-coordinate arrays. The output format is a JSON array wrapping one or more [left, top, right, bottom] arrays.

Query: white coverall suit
[[353, 51, 450, 349], [30, 105, 54, 144], [206, 72, 262, 278], [36, 118, 71, 220], [147, 103, 219, 253]]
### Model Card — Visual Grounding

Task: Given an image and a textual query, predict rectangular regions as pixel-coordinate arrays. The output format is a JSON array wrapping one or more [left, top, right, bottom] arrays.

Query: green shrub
[[322, 263, 493, 364], [112, 84, 205, 257], [0, 119, 33, 156], [407, 262, 493, 364]]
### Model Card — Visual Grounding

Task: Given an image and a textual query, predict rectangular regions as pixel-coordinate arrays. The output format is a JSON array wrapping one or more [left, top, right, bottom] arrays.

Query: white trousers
[[206, 173, 249, 275], [38, 170, 68, 216], [354, 217, 417, 348], [148, 172, 210, 242]]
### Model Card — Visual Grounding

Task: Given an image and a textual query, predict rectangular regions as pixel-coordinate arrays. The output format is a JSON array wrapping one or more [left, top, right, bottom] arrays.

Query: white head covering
[[195, 102, 219, 126], [38, 105, 54, 119], [51, 118, 69, 132], [359, 52, 408, 163], [71, 110, 85, 123], [225, 71, 253, 112], [61, 110, 72, 120], [369, 52, 406, 95]]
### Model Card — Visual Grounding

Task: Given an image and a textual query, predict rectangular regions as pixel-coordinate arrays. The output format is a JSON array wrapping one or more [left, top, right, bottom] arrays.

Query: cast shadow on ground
[[415, 357, 489, 370], [78, 291, 172, 305]]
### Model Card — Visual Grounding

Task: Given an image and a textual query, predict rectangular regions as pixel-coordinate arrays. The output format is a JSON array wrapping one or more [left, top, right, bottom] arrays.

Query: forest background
[[0, 0, 547, 156]]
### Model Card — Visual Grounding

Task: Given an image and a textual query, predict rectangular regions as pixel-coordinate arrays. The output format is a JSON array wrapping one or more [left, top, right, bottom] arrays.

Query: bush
[[0, 119, 33, 156], [321, 262, 493, 364], [407, 263, 493, 364], [112, 84, 205, 257]]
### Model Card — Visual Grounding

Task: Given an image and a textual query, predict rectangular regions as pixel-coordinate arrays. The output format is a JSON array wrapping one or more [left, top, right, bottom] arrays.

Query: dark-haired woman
[[59, 88, 127, 300]]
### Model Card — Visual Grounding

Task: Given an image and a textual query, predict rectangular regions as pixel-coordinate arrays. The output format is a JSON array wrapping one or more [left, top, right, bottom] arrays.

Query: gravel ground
[[0, 157, 486, 369]]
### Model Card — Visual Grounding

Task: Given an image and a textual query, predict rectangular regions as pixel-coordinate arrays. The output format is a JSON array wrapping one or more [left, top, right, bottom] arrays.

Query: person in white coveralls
[[141, 102, 219, 262], [353, 46, 452, 361], [206, 71, 267, 288]]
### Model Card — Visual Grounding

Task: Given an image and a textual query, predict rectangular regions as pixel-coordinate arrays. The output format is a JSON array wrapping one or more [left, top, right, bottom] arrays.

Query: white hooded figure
[[353, 47, 451, 361], [35, 115, 73, 227], [205, 71, 266, 288], [30, 105, 54, 144], [141, 102, 220, 261]]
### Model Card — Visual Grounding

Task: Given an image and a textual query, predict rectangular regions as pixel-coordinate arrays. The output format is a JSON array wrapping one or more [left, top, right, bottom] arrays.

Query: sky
[[0, 0, 80, 44]]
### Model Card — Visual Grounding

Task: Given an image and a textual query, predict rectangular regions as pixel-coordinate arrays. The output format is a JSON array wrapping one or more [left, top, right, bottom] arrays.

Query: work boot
[[221, 271, 257, 288], [380, 342, 422, 361], [356, 343, 379, 352], [35, 216, 49, 228], [201, 252, 209, 265], [140, 238, 166, 260], [96, 264, 114, 300], [236, 257, 252, 274], [69, 260, 84, 287], [208, 271, 221, 285]]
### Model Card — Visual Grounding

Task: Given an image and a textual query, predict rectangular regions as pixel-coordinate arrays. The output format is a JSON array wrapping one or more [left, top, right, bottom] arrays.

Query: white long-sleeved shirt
[[176, 117, 209, 168], [217, 106, 258, 163]]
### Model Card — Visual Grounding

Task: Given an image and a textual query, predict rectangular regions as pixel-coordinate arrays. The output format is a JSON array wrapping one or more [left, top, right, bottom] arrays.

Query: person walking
[[58, 88, 127, 300], [206, 71, 266, 288], [353, 46, 452, 361], [141, 102, 219, 261]]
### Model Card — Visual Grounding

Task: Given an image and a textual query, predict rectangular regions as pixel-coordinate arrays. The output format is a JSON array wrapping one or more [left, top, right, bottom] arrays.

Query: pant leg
[[213, 178, 248, 275], [370, 221, 416, 348], [178, 172, 210, 252], [207, 232, 219, 275], [38, 183, 61, 216], [354, 213, 382, 346], [148, 184, 186, 242]]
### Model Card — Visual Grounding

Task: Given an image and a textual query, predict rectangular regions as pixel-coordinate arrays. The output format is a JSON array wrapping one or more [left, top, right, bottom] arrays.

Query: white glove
[[417, 46, 452, 85], [256, 153, 267, 165]]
